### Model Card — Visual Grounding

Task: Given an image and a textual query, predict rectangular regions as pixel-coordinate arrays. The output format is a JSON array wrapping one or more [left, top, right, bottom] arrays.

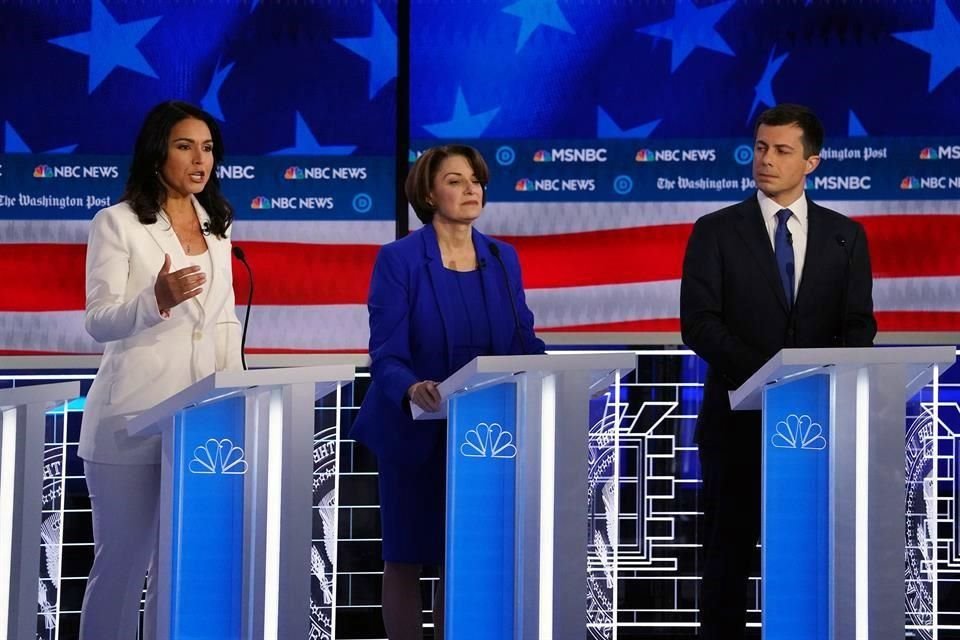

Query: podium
[[412, 352, 635, 640], [0, 381, 80, 640], [125, 365, 355, 640], [729, 346, 956, 640]]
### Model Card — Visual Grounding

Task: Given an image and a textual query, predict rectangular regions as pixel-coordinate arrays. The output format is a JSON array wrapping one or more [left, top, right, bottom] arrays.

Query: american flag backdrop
[[1, 0, 959, 355]]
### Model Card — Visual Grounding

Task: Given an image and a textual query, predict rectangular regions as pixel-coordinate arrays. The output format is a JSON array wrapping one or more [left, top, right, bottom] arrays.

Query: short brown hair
[[754, 103, 825, 158], [405, 144, 489, 224]]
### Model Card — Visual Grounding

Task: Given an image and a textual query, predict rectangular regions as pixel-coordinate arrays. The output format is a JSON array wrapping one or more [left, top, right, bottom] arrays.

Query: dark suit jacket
[[680, 194, 877, 444], [351, 224, 545, 463]]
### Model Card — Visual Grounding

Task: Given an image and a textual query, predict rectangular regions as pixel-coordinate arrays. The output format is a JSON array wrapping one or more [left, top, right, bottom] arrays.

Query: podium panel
[[762, 374, 830, 639], [446, 382, 517, 639], [169, 395, 246, 636]]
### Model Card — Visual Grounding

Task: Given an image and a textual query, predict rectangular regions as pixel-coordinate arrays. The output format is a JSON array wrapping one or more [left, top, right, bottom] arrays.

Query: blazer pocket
[[107, 347, 163, 408]]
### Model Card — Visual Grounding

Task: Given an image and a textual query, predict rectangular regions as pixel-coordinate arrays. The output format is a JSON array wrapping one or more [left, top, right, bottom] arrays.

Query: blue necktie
[[774, 209, 794, 308]]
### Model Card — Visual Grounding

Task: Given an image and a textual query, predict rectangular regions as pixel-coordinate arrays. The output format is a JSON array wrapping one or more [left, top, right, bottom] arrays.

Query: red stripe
[[876, 311, 960, 332], [0, 242, 378, 310], [1, 213, 958, 310], [856, 215, 960, 278], [0, 244, 86, 311], [232, 242, 377, 304], [500, 224, 690, 288]]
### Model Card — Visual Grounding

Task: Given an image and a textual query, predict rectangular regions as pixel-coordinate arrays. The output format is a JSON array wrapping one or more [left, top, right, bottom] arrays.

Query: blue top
[[350, 224, 546, 465], [442, 267, 493, 372]]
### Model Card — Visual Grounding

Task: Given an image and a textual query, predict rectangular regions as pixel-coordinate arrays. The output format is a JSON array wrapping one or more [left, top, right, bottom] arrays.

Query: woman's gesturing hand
[[154, 253, 205, 314], [407, 380, 442, 413]]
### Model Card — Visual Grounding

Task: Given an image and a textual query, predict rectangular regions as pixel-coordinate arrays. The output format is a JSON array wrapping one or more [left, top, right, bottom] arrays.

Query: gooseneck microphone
[[486, 242, 524, 352], [232, 246, 253, 370], [835, 235, 853, 347]]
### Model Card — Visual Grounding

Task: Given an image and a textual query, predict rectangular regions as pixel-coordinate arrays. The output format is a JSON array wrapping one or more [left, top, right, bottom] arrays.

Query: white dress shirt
[[758, 190, 807, 298]]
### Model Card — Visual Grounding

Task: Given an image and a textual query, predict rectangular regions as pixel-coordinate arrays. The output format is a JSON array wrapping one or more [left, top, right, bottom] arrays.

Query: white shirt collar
[[757, 190, 808, 230]]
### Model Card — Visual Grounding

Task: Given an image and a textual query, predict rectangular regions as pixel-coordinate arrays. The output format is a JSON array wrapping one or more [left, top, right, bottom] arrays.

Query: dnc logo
[[460, 423, 517, 459]]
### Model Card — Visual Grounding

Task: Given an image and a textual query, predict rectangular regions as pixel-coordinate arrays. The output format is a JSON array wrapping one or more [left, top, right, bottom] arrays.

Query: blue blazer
[[351, 224, 545, 463]]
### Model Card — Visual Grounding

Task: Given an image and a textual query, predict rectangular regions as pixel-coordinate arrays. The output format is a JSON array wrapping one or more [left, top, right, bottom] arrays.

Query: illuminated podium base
[[730, 347, 956, 639], [126, 365, 355, 640], [414, 352, 635, 640], [0, 381, 79, 640]]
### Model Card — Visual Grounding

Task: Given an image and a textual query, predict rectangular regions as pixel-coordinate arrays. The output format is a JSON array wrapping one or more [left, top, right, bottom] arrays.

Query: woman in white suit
[[79, 101, 242, 640]]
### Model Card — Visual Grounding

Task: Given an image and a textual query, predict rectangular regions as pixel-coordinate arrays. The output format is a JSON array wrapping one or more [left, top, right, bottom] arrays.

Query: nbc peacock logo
[[919, 147, 938, 160], [514, 178, 535, 191], [250, 196, 272, 209], [900, 176, 920, 190], [634, 149, 654, 162], [284, 166, 305, 180], [532, 149, 550, 162], [33, 165, 53, 178]]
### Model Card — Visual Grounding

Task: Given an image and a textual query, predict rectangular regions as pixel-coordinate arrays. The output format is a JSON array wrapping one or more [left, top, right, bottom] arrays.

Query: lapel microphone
[[232, 246, 253, 370], [486, 241, 524, 353]]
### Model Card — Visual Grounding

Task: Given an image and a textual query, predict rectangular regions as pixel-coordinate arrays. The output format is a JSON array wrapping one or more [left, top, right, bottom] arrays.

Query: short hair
[[406, 145, 489, 224], [754, 104, 825, 158], [122, 100, 233, 238]]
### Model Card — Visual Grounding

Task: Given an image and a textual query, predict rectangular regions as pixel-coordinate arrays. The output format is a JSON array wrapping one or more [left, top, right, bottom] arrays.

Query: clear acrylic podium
[[730, 346, 956, 640], [0, 381, 79, 640], [413, 352, 636, 640], [125, 365, 355, 640]]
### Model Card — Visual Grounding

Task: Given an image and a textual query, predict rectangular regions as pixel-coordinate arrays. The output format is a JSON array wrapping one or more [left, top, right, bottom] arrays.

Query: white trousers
[[79, 461, 161, 640]]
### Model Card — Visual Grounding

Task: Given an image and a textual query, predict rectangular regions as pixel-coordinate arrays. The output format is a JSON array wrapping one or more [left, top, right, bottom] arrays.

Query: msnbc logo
[[920, 147, 938, 160], [284, 166, 305, 180], [250, 196, 272, 209], [33, 165, 54, 178], [805, 177, 815, 190], [635, 149, 654, 162], [515, 178, 535, 192], [532, 150, 550, 162], [900, 177, 920, 190]]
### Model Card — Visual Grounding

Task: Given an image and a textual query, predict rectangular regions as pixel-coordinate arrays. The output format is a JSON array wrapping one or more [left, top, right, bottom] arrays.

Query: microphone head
[[835, 234, 847, 247], [487, 241, 501, 258], [232, 246, 246, 261]]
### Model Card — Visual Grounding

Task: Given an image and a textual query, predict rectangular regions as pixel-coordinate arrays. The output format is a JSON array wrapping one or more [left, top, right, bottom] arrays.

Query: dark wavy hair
[[122, 101, 233, 238]]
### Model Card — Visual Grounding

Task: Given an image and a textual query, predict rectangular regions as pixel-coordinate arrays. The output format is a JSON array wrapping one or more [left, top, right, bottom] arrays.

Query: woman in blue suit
[[351, 145, 545, 640]]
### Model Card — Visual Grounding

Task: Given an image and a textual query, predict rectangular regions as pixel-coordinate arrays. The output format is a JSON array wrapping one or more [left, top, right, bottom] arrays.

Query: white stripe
[[2, 200, 957, 244], [526, 281, 680, 328], [414, 199, 960, 236], [0, 276, 957, 352], [873, 276, 960, 311], [232, 220, 393, 244], [0, 306, 369, 353], [0, 220, 392, 245]]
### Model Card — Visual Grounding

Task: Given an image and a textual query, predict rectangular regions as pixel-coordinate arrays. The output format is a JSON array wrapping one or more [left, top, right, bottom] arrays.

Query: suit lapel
[[794, 198, 827, 309], [733, 197, 790, 312], [422, 225, 457, 371], [143, 201, 205, 324], [474, 230, 512, 355]]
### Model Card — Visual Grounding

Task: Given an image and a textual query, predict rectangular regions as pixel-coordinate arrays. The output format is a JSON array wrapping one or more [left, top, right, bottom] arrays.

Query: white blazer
[[80, 198, 242, 464]]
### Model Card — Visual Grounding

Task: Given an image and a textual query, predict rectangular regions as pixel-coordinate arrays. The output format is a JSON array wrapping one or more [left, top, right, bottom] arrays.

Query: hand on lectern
[[408, 380, 441, 413]]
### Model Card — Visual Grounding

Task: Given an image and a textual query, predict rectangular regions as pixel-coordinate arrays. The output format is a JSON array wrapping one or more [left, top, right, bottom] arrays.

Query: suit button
[[193, 330, 203, 341]]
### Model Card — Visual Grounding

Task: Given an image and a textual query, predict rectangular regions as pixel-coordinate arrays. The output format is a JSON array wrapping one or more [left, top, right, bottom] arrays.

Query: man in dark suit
[[680, 104, 877, 639]]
